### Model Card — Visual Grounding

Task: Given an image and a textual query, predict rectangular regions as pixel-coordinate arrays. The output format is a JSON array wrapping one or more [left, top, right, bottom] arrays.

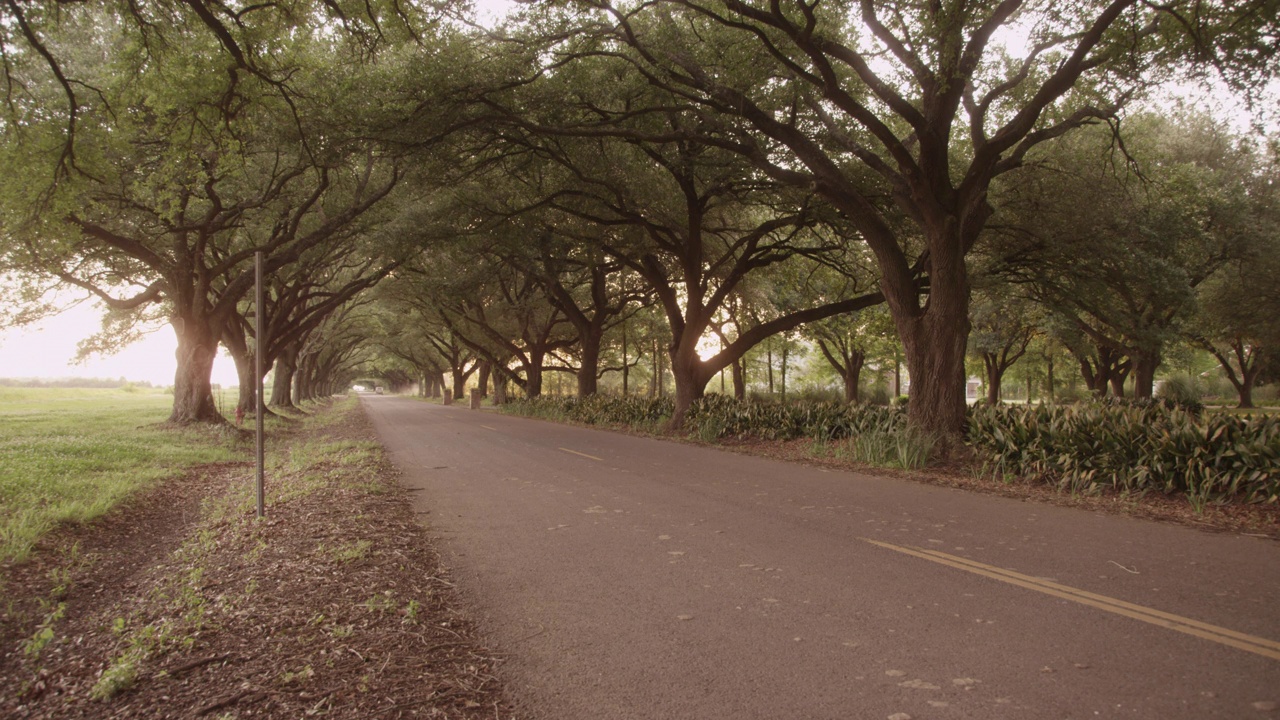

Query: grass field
[[0, 387, 241, 564]]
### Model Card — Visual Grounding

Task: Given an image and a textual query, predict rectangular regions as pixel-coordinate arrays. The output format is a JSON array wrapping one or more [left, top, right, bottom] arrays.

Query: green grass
[[0, 387, 240, 564]]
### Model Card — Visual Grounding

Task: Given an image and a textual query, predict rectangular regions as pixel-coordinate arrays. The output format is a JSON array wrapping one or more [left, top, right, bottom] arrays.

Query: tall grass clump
[[843, 428, 937, 469], [968, 401, 1279, 505]]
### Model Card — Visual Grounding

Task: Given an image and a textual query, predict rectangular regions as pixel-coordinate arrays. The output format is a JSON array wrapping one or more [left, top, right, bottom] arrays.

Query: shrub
[[503, 396, 674, 427], [967, 402, 1279, 505], [507, 394, 1278, 506], [1157, 373, 1205, 413], [685, 396, 905, 442]]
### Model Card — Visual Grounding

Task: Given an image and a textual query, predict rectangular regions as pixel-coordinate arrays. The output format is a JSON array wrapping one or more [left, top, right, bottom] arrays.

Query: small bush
[[1157, 373, 1205, 413]]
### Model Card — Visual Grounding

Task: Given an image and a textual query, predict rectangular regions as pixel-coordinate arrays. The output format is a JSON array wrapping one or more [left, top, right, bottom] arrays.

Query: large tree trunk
[[168, 314, 225, 425], [886, 242, 971, 440], [1237, 377, 1256, 409], [577, 327, 602, 397], [270, 345, 299, 411], [897, 313, 969, 436], [1131, 351, 1159, 400], [477, 361, 491, 398], [493, 367, 509, 404], [671, 369, 704, 428], [451, 367, 466, 400], [669, 341, 709, 428], [732, 360, 746, 400], [221, 325, 257, 417], [844, 353, 864, 404], [1079, 356, 1101, 395], [1111, 353, 1131, 398], [1108, 366, 1128, 398], [983, 353, 1002, 407], [525, 350, 545, 398], [294, 352, 314, 405], [300, 353, 317, 403]]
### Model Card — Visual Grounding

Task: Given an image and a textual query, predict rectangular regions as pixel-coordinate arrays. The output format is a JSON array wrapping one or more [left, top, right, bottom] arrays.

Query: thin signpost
[[255, 251, 266, 518]]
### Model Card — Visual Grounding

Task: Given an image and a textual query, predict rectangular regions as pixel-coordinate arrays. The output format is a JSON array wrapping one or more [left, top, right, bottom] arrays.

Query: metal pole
[[255, 251, 265, 518]]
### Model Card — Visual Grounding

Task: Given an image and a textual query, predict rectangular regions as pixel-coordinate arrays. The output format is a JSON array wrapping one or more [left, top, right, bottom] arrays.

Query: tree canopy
[[0, 0, 1275, 434]]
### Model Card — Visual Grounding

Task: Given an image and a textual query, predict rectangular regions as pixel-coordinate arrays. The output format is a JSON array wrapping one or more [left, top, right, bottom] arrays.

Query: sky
[[0, 298, 240, 387]]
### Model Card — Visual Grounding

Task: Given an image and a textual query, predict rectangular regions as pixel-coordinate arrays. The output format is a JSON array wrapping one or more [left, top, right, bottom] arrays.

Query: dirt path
[[365, 395, 1280, 720]]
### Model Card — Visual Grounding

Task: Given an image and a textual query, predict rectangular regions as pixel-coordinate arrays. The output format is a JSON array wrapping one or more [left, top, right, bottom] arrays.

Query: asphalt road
[[361, 395, 1280, 720]]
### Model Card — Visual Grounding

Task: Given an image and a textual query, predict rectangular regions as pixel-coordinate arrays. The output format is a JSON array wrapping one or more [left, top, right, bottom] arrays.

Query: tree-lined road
[[363, 396, 1279, 719]]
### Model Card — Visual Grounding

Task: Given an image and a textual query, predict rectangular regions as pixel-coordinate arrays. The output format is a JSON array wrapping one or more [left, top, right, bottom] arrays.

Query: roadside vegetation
[[0, 393, 510, 719], [501, 394, 1280, 526]]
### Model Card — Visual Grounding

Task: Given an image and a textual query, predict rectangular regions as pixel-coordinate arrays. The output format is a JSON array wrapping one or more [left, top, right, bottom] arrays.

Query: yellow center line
[[479, 425, 496, 431], [862, 538, 1280, 661], [559, 447, 604, 462]]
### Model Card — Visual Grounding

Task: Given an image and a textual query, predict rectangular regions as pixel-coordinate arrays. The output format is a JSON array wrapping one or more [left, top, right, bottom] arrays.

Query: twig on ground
[[196, 688, 263, 715], [166, 653, 232, 677]]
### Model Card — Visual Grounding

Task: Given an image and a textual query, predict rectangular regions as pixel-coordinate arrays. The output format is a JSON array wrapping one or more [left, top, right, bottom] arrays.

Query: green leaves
[[505, 395, 675, 426], [505, 393, 907, 442], [968, 402, 1280, 504]]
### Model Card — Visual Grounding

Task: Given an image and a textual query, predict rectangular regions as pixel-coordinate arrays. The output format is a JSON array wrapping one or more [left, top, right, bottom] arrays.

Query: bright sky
[[0, 299, 239, 387]]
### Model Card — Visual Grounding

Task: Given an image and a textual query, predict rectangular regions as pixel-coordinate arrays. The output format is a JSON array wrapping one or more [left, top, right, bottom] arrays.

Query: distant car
[[375, 386, 384, 394]]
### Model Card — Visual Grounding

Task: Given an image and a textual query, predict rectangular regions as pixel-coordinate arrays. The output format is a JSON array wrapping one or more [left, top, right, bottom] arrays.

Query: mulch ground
[[0, 402, 514, 719]]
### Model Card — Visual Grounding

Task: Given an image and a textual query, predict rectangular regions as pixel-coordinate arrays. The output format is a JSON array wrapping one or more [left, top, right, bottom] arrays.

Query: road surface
[[362, 395, 1279, 720]]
